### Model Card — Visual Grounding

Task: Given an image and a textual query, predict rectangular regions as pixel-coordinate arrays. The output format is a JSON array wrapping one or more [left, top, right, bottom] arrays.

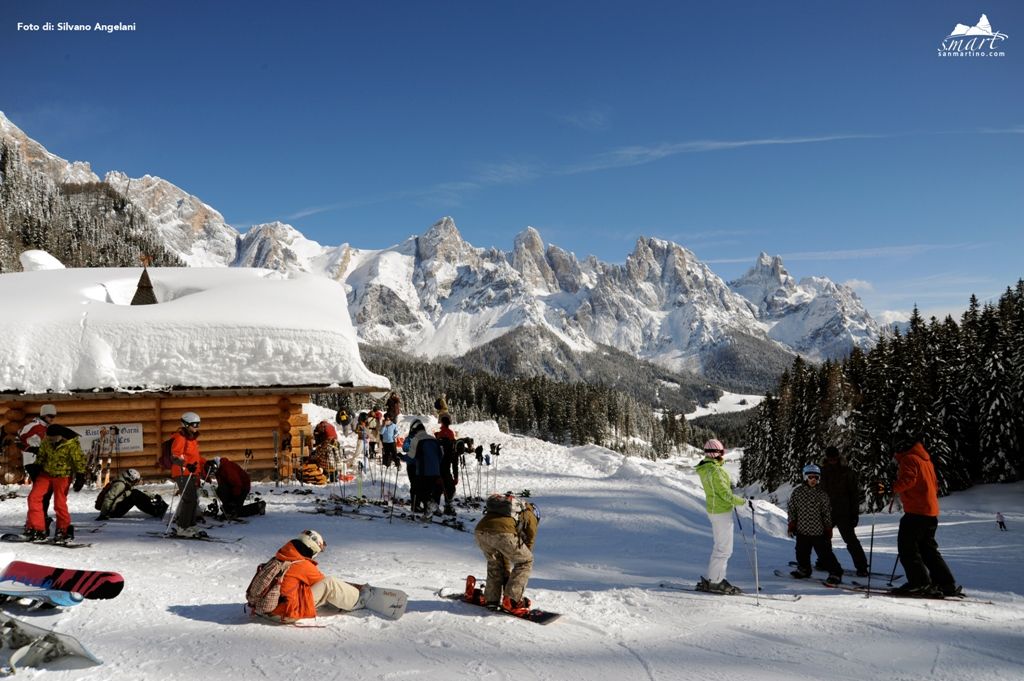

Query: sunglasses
[[186, 422, 200, 428], [806, 474, 820, 480]]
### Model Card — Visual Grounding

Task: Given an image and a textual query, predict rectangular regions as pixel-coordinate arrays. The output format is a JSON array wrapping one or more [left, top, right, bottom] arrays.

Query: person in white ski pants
[[695, 439, 747, 594]]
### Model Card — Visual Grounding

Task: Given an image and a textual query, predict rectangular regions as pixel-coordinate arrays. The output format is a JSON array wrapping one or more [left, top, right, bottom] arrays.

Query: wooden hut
[[0, 258, 389, 482]]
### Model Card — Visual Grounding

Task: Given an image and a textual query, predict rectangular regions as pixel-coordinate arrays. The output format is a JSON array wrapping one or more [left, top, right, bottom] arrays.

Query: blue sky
[[4, 1, 1022, 321]]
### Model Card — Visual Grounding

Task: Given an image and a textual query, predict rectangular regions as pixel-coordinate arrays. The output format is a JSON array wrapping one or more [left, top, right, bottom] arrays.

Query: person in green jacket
[[695, 439, 747, 594], [26, 424, 87, 543]]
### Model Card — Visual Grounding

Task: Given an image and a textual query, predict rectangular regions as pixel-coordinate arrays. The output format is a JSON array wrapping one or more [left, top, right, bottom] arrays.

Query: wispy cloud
[[843, 279, 874, 292], [559, 133, 881, 175], [557, 107, 612, 132]]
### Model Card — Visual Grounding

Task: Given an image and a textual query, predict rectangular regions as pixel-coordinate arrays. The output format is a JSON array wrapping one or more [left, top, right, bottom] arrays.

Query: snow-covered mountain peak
[[511, 226, 558, 293], [0, 111, 99, 184]]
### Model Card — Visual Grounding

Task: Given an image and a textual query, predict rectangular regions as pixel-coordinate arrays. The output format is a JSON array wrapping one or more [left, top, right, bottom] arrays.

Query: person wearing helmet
[[169, 411, 207, 537], [95, 468, 168, 520], [264, 529, 366, 623], [204, 456, 265, 519], [17, 404, 59, 534], [787, 464, 843, 585], [695, 439, 747, 595], [25, 424, 87, 543]]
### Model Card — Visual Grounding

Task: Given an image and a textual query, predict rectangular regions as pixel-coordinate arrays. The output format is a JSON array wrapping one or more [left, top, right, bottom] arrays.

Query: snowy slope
[[1, 417, 1021, 681]]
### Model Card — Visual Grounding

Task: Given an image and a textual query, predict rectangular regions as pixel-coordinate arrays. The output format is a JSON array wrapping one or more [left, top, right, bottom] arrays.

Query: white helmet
[[122, 469, 142, 485], [297, 529, 326, 555], [40, 404, 57, 417], [181, 412, 201, 427]]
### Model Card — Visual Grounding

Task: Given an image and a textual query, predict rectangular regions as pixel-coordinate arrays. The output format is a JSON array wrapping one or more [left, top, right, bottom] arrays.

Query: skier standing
[[26, 424, 87, 543], [820, 446, 869, 577], [435, 414, 458, 516], [402, 420, 443, 517], [884, 440, 963, 597], [262, 530, 367, 623], [695, 439, 746, 594], [996, 512, 1008, 531], [169, 411, 206, 537], [18, 404, 57, 533], [96, 469, 168, 519], [788, 464, 844, 585]]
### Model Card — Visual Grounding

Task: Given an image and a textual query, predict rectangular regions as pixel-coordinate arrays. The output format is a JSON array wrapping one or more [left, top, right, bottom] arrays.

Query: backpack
[[485, 493, 537, 546], [157, 438, 175, 470], [245, 558, 296, 615]]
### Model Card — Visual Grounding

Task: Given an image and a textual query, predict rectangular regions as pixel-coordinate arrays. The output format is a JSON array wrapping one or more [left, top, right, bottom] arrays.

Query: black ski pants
[[107, 490, 167, 518], [898, 513, 956, 589], [834, 523, 869, 572], [795, 533, 843, 577]]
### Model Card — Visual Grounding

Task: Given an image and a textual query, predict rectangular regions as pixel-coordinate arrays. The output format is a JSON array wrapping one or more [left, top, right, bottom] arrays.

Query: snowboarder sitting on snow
[[695, 439, 746, 595], [96, 468, 168, 520], [474, 492, 539, 614], [788, 464, 844, 585], [169, 411, 207, 538], [204, 457, 266, 519], [264, 529, 367, 623], [26, 424, 87, 543]]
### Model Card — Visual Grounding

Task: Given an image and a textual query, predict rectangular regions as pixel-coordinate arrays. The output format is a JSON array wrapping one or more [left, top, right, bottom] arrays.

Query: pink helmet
[[703, 439, 725, 454]]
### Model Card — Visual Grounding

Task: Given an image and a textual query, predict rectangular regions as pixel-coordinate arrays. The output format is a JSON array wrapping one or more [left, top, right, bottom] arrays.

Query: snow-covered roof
[[0, 253, 389, 395]]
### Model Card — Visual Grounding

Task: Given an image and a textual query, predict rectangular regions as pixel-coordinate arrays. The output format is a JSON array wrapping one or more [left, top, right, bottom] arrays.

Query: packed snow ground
[[1, 417, 1022, 681]]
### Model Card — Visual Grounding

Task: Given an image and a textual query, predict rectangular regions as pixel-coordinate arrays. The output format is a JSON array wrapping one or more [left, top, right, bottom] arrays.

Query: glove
[[73, 473, 86, 492], [787, 521, 796, 537], [186, 462, 197, 473]]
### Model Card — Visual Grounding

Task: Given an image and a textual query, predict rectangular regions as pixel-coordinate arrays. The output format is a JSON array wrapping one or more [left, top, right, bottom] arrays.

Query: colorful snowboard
[[0, 611, 101, 672], [441, 577, 560, 624], [0, 560, 124, 600], [0, 580, 84, 608]]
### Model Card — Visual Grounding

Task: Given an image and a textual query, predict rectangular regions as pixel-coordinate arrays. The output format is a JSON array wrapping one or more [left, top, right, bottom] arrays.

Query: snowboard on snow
[[440, 577, 561, 624], [359, 585, 409, 620], [0, 560, 124, 600], [0, 533, 92, 549], [787, 561, 902, 581], [0, 611, 101, 672], [0, 580, 84, 608]]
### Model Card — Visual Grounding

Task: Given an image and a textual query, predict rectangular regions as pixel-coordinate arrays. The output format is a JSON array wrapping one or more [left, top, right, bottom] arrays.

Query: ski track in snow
[[0, 417, 1021, 680]]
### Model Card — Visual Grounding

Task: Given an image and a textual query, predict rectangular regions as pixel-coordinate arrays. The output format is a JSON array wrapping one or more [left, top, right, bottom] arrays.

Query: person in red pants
[[26, 424, 86, 543]]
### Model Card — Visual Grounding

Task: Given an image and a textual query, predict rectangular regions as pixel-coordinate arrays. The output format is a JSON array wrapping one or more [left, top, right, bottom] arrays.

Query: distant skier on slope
[[695, 439, 746, 595], [260, 530, 367, 623], [788, 464, 844, 585]]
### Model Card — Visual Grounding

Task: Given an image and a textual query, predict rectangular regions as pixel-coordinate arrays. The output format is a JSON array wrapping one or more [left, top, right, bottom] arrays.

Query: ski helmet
[[122, 469, 142, 485], [297, 529, 326, 555], [181, 412, 201, 427], [39, 404, 57, 417], [703, 439, 725, 455], [408, 419, 424, 437], [802, 464, 821, 480]]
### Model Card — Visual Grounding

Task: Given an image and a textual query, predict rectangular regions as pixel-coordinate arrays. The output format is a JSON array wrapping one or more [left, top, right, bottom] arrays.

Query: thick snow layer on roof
[[0, 261, 389, 394]]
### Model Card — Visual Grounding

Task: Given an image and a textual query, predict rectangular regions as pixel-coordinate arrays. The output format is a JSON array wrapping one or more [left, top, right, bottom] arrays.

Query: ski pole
[[888, 553, 900, 587], [865, 512, 876, 598], [749, 499, 760, 606], [734, 507, 756, 597], [273, 430, 280, 489]]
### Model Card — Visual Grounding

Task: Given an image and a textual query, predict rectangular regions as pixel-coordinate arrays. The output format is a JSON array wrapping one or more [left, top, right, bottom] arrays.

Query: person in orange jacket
[[887, 440, 962, 597], [269, 530, 365, 622], [169, 411, 207, 537]]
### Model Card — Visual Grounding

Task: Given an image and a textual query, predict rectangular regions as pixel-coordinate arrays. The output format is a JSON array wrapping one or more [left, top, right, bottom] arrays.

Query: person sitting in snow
[[96, 468, 168, 520], [262, 529, 367, 623], [26, 424, 87, 543], [205, 457, 266, 519], [788, 464, 844, 585]]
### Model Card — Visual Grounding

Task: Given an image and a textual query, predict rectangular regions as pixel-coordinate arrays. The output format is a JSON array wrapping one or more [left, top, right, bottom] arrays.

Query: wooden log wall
[[0, 394, 315, 483]]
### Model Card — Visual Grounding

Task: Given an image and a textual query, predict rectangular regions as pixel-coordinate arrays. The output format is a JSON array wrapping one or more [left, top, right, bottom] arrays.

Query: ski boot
[[501, 596, 532, 615], [53, 525, 75, 544]]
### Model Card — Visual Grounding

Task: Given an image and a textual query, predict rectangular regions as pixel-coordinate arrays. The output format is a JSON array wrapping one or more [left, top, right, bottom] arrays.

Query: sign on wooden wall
[[79, 423, 144, 455]]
